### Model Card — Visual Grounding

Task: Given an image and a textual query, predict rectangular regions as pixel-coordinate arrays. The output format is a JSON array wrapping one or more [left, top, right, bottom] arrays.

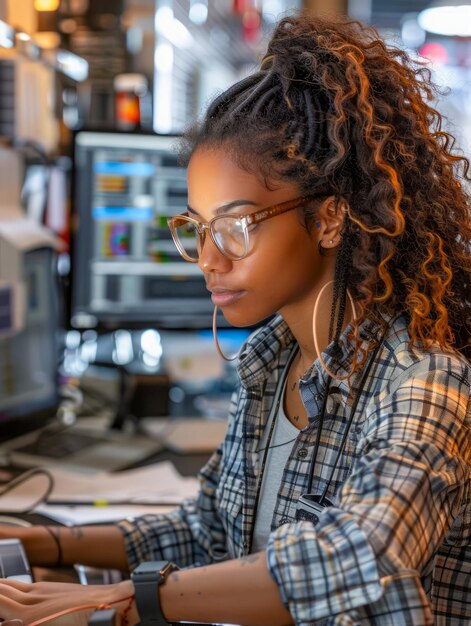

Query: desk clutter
[[0, 461, 198, 525], [1, 416, 227, 470], [0, 417, 228, 524]]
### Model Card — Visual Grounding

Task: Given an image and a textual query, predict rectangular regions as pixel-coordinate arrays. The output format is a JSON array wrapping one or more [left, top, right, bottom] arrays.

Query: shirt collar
[[237, 310, 398, 389], [237, 315, 295, 388]]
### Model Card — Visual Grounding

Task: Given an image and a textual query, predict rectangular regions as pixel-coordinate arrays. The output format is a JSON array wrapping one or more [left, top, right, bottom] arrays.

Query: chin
[[218, 305, 275, 329]]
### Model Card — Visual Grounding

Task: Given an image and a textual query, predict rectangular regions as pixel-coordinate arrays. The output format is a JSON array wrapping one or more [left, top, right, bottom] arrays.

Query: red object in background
[[114, 74, 148, 129], [242, 9, 261, 44], [419, 42, 449, 65], [233, 0, 252, 14], [116, 91, 141, 128]]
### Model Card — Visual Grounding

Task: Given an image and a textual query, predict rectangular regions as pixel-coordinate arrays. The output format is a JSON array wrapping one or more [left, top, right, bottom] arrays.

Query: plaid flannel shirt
[[118, 313, 471, 625]]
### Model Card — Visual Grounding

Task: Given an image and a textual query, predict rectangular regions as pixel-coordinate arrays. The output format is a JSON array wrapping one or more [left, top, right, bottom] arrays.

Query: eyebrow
[[187, 199, 259, 218]]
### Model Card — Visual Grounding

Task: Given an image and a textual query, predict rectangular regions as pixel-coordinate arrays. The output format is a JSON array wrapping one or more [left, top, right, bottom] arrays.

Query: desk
[[1, 415, 226, 473], [127, 448, 211, 477], [0, 416, 226, 527]]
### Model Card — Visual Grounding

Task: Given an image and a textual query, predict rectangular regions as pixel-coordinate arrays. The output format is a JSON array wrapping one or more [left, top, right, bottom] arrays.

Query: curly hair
[[181, 13, 471, 372]]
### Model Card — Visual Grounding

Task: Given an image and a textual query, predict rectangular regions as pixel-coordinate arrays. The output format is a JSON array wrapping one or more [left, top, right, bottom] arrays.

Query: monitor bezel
[[69, 128, 217, 332]]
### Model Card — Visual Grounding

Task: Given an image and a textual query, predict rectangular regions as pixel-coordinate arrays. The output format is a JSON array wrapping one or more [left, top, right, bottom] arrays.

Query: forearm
[[160, 552, 294, 626], [12, 525, 130, 572]]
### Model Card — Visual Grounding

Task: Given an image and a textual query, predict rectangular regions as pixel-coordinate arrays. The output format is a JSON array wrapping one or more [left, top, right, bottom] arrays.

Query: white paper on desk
[[34, 504, 177, 525], [0, 462, 199, 522], [45, 462, 199, 504]]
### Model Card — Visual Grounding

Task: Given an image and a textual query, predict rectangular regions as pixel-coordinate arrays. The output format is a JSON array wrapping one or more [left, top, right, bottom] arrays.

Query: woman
[[0, 13, 470, 626]]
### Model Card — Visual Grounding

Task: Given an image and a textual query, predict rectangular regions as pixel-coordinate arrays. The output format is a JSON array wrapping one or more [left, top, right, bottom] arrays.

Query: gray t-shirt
[[251, 386, 299, 553]]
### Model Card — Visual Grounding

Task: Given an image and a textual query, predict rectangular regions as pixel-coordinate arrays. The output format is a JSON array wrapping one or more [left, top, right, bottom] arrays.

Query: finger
[[0, 581, 34, 606], [0, 593, 28, 621], [0, 580, 32, 593]]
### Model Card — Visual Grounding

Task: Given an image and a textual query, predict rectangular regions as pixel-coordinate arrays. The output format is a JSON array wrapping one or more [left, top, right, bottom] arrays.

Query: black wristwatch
[[131, 560, 179, 625]]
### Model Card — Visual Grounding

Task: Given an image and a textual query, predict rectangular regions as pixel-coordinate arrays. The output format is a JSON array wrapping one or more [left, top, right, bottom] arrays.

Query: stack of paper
[[0, 462, 199, 524]]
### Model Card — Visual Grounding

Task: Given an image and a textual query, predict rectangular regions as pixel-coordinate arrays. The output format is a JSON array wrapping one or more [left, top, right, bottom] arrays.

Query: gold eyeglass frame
[[167, 195, 316, 262]]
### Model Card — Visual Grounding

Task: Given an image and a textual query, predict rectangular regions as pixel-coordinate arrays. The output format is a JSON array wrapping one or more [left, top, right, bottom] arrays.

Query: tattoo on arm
[[170, 571, 180, 582], [70, 527, 84, 541]]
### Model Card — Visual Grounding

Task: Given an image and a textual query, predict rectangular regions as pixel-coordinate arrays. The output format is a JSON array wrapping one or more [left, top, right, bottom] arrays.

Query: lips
[[208, 287, 247, 307]]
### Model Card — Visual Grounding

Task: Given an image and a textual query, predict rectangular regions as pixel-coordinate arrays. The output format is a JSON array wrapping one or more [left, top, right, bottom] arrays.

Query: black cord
[[43, 525, 62, 566], [257, 436, 298, 454], [319, 335, 384, 504], [306, 375, 333, 494], [308, 317, 396, 506], [0, 468, 55, 513]]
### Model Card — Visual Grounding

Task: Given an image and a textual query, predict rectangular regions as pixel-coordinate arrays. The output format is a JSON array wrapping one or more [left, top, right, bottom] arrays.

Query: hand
[[0, 579, 139, 626]]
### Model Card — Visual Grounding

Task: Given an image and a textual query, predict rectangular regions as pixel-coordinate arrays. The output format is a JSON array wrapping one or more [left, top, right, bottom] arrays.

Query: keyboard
[[5, 424, 164, 471], [15, 431, 104, 459]]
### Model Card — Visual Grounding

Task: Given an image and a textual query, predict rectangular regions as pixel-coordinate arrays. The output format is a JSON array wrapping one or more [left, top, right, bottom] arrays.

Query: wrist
[[105, 580, 140, 626], [131, 561, 178, 626]]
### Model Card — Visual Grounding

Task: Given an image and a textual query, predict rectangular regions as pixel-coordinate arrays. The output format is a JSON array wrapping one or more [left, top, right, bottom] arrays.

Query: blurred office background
[[2, 1, 471, 143], [0, 0, 470, 447]]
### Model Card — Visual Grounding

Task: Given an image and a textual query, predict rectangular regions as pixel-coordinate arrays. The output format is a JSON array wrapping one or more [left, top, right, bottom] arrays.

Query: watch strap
[[132, 561, 178, 626]]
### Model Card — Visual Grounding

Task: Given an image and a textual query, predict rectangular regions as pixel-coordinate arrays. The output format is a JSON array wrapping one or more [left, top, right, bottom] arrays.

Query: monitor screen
[[70, 130, 215, 330], [0, 247, 59, 441]]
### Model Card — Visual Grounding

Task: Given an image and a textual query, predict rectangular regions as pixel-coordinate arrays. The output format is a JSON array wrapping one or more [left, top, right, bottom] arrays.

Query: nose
[[197, 232, 232, 273]]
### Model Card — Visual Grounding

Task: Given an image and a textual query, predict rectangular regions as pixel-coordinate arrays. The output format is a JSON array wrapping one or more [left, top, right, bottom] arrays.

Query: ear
[[314, 195, 347, 250]]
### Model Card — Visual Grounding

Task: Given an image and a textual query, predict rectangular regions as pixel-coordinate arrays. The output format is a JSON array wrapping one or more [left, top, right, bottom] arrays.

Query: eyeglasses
[[167, 196, 314, 262]]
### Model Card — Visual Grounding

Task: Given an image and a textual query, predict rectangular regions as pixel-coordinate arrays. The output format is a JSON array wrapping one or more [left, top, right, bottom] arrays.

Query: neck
[[281, 282, 354, 375]]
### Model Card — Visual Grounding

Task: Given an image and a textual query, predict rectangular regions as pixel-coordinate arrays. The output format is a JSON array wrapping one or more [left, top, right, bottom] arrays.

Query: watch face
[[134, 561, 166, 575], [159, 562, 177, 579], [132, 561, 178, 583]]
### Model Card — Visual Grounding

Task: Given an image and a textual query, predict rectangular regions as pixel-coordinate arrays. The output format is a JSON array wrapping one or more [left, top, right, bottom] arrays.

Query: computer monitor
[[70, 130, 215, 330], [0, 246, 60, 441]]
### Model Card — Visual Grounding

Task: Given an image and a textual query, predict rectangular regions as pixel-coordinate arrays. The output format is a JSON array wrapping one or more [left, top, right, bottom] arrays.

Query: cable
[[0, 468, 54, 513], [42, 526, 62, 566], [256, 436, 298, 454], [319, 334, 385, 504]]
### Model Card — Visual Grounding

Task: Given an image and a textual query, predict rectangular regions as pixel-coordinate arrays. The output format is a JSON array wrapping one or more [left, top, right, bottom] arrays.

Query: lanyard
[[248, 321, 389, 551], [307, 332, 385, 501]]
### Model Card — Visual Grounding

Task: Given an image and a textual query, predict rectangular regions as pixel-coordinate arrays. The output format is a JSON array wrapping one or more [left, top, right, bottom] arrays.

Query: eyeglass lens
[[173, 219, 199, 261], [173, 216, 248, 261]]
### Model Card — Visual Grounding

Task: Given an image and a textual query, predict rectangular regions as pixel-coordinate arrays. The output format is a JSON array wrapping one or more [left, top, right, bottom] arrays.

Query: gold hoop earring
[[212, 306, 241, 362], [313, 280, 357, 379]]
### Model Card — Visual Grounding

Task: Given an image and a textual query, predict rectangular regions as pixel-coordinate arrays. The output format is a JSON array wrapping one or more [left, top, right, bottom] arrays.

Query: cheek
[[222, 228, 319, 326], [255, 232, 319, 295]]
